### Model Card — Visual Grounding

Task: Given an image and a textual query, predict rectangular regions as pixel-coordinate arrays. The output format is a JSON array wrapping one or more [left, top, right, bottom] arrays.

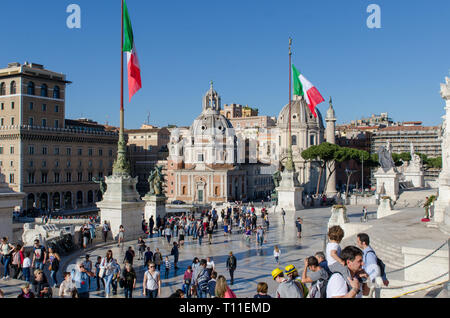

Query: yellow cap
[[284, 264, 297, 275], [272, 268, 283, 280]]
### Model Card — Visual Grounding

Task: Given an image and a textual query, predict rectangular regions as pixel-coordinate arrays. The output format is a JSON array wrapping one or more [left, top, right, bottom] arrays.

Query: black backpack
[[366, 250, 386, 278]]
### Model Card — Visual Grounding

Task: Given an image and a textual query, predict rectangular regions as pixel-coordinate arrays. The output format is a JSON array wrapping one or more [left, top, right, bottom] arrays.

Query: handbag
[[98, 268, 105, 278]]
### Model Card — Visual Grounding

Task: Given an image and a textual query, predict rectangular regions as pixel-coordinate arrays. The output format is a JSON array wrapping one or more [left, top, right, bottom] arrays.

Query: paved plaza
[[1, 202, 447, 298], [54, 205, 377, 298]]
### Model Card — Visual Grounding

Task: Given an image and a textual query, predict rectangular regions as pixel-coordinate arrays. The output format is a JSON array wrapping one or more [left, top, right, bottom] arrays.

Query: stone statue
[[148, 166, 166, 197], [93, 177, 107, 195], [272, 170, 282, 188], [377, 141, 396, 173]]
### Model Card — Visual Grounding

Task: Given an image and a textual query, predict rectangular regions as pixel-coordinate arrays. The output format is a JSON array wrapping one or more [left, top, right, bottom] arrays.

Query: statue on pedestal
[[92, 177, 107, 195], [377, 141, 396, 173], [148, 166, 166, 197]]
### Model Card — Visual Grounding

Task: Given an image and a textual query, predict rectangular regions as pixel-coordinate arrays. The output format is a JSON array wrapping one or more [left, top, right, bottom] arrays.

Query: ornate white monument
[[97, 173, 145, 241], [0, 171, 25, 241], [374, 141, 400, 201], [403, 142, 425, 188], [432, 77, 450, 232]]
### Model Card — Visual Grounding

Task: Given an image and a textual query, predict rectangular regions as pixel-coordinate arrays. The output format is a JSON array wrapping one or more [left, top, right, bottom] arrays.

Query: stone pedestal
[[97, 174, 145, 241], [143, 195, 167, 222], [0, 175, 25, 241], [376, 197, 400, 219], [403, 171, 424, 188], [276, 170, 304, 216], [374, 167, 400, 201], [327, 206, 349, 229]]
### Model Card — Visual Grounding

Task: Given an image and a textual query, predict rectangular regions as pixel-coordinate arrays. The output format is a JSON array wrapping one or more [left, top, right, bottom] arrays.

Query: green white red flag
[[123, 0, 142, 101], [292, 65, 324, 118]]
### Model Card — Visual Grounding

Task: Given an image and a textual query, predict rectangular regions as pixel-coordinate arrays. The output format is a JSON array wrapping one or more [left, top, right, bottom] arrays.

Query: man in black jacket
[[149, 216, 155, 238], [171, 242, 179, 270], [226, 251, 237, 285]]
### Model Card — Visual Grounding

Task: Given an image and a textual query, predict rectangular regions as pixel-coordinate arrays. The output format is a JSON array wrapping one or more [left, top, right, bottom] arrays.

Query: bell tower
[[202, 81, 221, 112]]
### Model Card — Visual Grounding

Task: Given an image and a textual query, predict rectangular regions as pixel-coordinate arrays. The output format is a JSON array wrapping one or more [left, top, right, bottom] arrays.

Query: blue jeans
[[124, 287, 133, 298], [198, 289, 208, 298], [145, 289, 158, 298], [166, 235, 171, 244], [50, 270, 58, 287], [22, 267, 31, 282], [104, 274, 114, 296], [1, 256, 10, 277], [34, 261, 44, 270], [182, 283, 191, 297], [198, 236, 203, 245]]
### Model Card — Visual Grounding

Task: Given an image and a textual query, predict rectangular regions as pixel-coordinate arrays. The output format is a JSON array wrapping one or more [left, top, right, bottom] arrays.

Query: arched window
[[53, 86, 60, 99], [27, 82, 35, 95], [40, 84, 48, 97], [215, 186, 220, 196], [10, 81, 16, 95], [0, 83, 5, 96]]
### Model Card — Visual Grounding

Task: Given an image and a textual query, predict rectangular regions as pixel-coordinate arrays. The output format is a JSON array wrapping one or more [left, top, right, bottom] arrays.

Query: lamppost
[[345, 167, 357, 199]]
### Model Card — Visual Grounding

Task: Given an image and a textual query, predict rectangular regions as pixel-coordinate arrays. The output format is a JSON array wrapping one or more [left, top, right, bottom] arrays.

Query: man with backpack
[[326, 246, 370, 298], [301, 256, 329, 298], [272, 268, 302, 298], [284, 264, 308, 298], [195, 259, 210, 298], [356, 233, 389, 298]]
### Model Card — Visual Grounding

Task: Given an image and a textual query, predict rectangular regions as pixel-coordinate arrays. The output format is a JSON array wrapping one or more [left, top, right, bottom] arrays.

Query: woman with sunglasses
[[142, 262, 161, 298]]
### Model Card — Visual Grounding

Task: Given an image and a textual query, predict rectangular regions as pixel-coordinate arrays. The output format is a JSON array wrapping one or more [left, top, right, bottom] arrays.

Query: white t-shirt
[[326, 242, 341, 266], [206, 261, 215, 270], [274, 250, 281, 258], [145, 271, 160, 290], [23, 257, 32, 268], [326, 273, 362, 298]]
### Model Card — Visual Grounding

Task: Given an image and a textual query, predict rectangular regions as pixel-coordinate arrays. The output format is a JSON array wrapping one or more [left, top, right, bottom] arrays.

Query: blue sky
[[1, 0, 449, 128]]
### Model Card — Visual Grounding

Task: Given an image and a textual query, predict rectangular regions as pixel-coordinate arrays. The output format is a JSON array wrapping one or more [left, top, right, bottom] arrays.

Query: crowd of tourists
[[0, 199, 389, 298]]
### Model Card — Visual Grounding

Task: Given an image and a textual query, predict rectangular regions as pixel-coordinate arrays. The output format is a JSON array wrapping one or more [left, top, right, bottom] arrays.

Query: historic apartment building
[[126, 125, 170, 196], [0, 62, 118, 211]]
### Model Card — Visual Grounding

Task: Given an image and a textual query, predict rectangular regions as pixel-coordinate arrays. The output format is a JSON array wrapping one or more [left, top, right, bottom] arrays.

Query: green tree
[[301, 143, 363, 197]]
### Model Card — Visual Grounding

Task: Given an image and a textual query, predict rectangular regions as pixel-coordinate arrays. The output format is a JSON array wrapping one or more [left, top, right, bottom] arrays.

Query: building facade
[[126, 125, 170, 196], [0, 62, 118, 211], [166, 84, 274, 204]]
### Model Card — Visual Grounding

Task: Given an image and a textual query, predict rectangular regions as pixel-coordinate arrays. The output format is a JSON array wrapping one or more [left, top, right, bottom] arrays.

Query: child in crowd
[[164, 256, 171, 279], [273, 246, 281, 264], [22, 252, 32, 283], [326, 225, 346, 273]]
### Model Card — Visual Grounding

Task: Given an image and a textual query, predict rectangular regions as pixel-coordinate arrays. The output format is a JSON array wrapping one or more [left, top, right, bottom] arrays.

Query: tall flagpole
[[114, 0, 130, 176], [285, 37, 294, 172]]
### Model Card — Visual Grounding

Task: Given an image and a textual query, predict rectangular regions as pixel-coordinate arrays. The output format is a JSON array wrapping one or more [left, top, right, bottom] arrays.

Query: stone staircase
[[394, 188, 437, 209], [368, 236, 404, 269]]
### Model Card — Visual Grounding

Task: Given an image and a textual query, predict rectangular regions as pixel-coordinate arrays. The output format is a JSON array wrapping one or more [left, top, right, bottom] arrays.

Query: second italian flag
[[123, 0, 142, 101], [292, 65, 324, 118]]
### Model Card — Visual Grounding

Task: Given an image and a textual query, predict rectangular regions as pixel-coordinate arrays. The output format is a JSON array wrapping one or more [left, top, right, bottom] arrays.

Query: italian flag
[[123, 0, 142, 101], [292, 65, 324, 118]]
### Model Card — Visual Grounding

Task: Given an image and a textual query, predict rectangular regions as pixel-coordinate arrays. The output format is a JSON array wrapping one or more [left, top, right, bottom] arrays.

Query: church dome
[[277, 96, 324, 130], [191, 83, 233, 136]]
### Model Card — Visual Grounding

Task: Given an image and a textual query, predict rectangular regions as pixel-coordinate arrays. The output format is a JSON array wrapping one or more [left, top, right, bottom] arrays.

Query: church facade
[[166, 84, 273, 204]]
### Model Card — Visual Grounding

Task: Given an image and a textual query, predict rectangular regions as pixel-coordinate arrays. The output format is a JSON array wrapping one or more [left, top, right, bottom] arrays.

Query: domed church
[[166, 83, 254, 204], [277, 95, 326, 193]]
